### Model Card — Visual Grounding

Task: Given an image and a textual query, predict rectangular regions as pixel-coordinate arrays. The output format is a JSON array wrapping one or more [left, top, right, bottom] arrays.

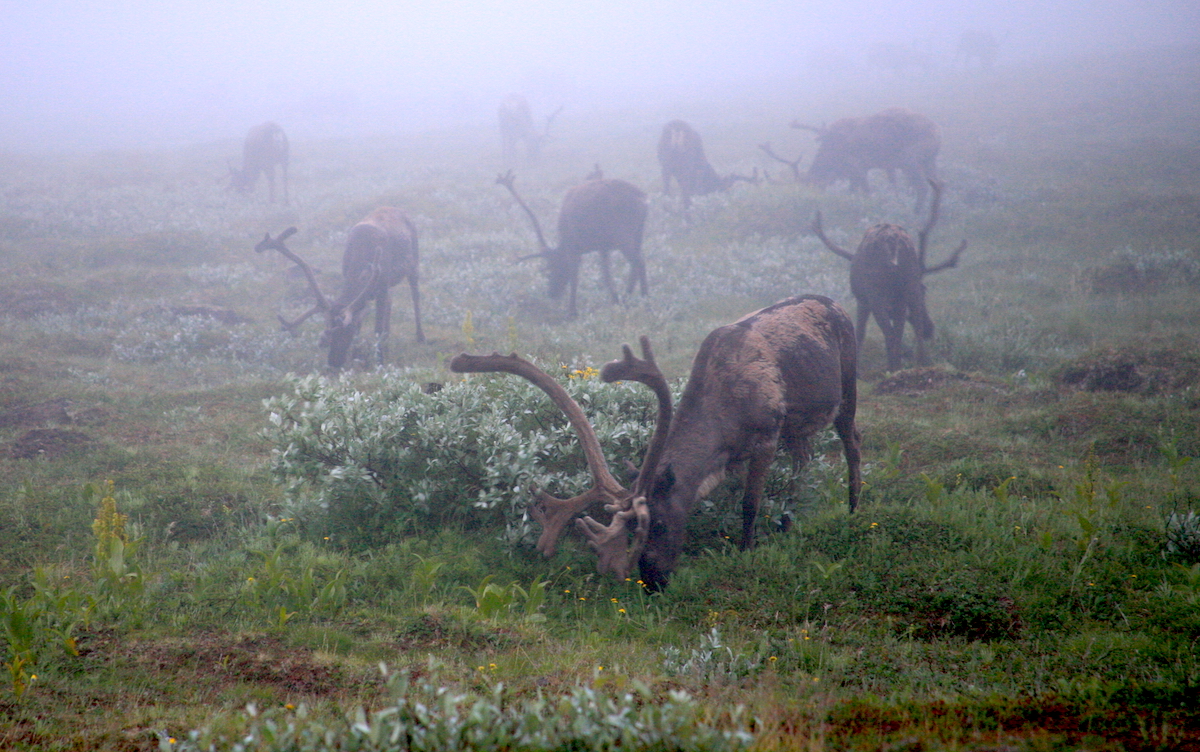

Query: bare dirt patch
[[873, 367, 998, 397], [0, 397, 74, 428], [9, 427, 94, 459], [1055, 343, 1200, 394], [97, 631, 373, 699]]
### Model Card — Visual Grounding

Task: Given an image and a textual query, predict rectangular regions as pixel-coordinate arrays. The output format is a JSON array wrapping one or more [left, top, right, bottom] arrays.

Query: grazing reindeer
[[450, 294, 861, 591], [228, 122, 289, 204], [498, 94, 563, 162], [254, 208, 424, 370], [497, 170, 648, 318], [811, 181, 966, 371], [657, 120, 757, 205], [792, 108, 939, 213]]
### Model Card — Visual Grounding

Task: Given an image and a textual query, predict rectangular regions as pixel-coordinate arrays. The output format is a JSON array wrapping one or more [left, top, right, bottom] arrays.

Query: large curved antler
[[586, 335, 674, 578], [811, 211, 855, 261], [496, 171, 552, 257], [448, 352, 626, 558], [255, 227, 333, 329], [917, 180, 968, 275], [599, 336, 672, 499]]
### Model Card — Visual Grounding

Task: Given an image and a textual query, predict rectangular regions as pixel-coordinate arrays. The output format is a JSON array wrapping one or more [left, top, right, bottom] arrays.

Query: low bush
[[169, 668, 754, 752]]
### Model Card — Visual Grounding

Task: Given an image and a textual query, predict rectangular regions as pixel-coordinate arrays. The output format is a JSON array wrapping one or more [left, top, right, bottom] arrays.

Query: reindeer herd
[[226, 94, 977, 588]]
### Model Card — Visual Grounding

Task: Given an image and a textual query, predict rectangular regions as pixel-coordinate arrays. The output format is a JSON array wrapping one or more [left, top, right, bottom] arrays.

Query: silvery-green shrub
[[264, 370, 662, 549]]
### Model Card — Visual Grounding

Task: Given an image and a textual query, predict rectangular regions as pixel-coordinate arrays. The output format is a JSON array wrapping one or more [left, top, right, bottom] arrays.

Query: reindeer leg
[[906, 168, 928, 214], [779, 426, 813, 526], [623, 246, 647, 298], [567, 270, 580, 318], [374, 293, 392, 366], [265, 166, 276, 204], [740, 449, 776, 550], [598, 251, 618, 303], [409, 275, 425, 344], [854, 300, 871, 355], [913, 326, 930, 366], [834, 414, 861, 515], [873, 305, 904, 371]]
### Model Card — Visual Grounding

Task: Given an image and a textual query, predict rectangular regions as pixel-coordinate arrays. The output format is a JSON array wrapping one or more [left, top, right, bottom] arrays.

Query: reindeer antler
[[917, 180, 968, 275], [448, 352, 626, 558], [449, 339, 674, 580], [256, 227, 334, 330], [587, 335, 673, 578], [575, 495, 649, 580], [496, 171, 552, 257], [811, 211, 855, 261], [599, 336, 672, 499], [790, 120, 826, 135], [758, 143, 803, 182]]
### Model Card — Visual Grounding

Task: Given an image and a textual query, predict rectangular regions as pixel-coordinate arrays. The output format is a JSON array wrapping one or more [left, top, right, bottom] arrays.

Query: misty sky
[[2, 1, 1198, 151]]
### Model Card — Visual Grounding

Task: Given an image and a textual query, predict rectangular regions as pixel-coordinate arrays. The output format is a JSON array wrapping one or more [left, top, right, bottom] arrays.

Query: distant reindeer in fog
[[955, 30, 1000, 70], [657, 120, 757, 206], [255, 207, 424, 370], [498, 94, 563, 163], [497, 170, 647, 318], [228, 122, 289, 204], [811, 180, 967, 371], [792, 108, 940, 213]]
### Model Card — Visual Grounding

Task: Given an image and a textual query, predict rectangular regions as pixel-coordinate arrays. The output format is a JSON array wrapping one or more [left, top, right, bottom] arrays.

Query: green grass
[[1, 48, 1199, 750]]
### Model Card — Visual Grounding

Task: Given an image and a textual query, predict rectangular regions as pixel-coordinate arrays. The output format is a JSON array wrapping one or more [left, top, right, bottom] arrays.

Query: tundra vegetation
[[1, 48, 1199, 751]]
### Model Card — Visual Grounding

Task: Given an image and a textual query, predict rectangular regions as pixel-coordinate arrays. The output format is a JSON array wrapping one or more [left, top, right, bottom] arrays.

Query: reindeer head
[[791, 119, 863, 189], [450, 337, 672, 587], [227, 160, 254, 193], [635, 467, 692, 591], [255, 228, 380, 370], [319, 303, 367, 370]]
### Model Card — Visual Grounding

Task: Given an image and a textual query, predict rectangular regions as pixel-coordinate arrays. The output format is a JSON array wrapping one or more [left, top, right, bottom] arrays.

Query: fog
[[2, 0, 1198, 151]]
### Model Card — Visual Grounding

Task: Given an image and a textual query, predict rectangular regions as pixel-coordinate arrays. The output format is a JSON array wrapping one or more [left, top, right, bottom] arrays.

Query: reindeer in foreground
[[254, 208, 423, 370], [812, 181, 966, 371], [792, 108, 939, 213], [657, 120, 757, 205], [497, 170, 647, 318], [498, 94, 563, 163], [228, 122, 289, 204], [450, 294, 861, 591]]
